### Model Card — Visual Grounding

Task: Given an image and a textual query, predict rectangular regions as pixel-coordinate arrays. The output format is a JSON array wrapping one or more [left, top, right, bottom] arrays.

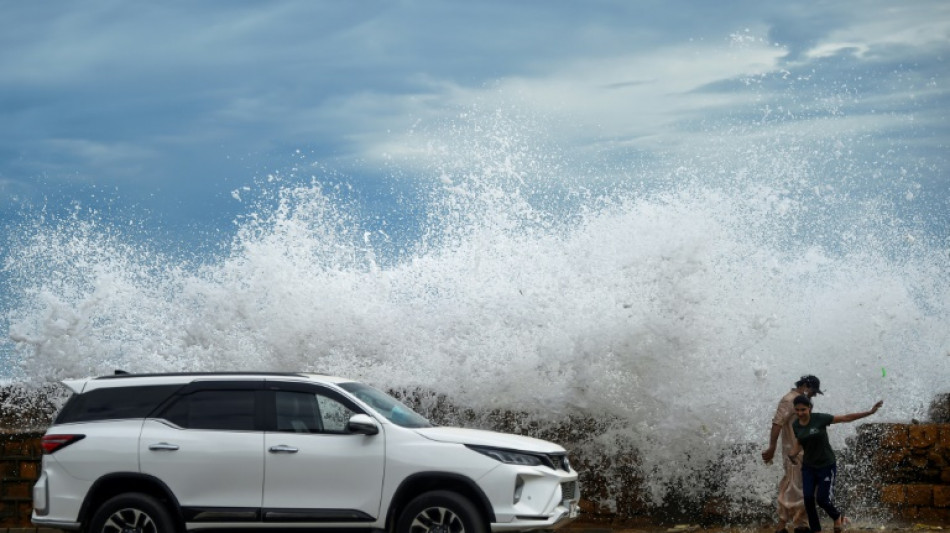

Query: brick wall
[[0, 432, 43, 529], [857, 422, 950, 522]]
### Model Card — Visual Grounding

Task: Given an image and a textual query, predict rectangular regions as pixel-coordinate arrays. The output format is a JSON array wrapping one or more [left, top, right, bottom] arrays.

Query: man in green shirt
[[788, 395, 883, 533]]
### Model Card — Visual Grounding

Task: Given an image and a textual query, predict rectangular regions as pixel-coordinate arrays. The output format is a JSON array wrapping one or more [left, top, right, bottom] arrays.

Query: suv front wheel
[[397, 490, 486, 533], [88, 492, 177, 533]]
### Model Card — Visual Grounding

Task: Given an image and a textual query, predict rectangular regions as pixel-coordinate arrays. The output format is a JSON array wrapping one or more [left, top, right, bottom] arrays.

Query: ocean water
[[1, 105, 948, 511]]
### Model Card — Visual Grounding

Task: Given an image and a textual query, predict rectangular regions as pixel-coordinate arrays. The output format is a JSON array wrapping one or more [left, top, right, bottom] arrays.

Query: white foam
[[3, 107, 948, 508]]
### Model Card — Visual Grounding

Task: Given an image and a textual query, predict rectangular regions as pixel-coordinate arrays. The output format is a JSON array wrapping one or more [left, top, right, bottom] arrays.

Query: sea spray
[[2, 106, 948, 518]]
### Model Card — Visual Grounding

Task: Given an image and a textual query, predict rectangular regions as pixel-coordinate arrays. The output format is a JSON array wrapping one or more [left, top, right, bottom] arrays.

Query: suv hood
[[413, 427, 565, 453]]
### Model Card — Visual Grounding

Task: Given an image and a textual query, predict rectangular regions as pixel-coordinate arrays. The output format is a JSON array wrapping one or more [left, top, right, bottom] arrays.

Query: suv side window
[[162, 390, 257, 431], [55, 385, 182, 424], [317, 395, 355, 433], [275, 390, 359, 434]]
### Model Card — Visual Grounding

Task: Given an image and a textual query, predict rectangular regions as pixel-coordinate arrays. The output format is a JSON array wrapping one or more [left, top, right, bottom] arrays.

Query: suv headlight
[[466, 445, 544, 466]]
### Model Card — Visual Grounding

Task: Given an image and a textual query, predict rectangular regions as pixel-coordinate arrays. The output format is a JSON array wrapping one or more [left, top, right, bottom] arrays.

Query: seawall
[[1, 392, 948, 529]]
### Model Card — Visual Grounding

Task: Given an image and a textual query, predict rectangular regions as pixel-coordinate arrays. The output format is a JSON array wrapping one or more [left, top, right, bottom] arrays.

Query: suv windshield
[[339, 383, 432, 428]]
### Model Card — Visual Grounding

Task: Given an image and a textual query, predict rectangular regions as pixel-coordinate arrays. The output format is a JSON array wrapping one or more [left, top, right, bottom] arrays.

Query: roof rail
[[95, 371, 311, 380]]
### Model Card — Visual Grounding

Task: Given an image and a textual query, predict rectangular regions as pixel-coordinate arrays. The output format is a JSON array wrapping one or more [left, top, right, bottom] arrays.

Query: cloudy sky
[[2, 0, 948, 251]]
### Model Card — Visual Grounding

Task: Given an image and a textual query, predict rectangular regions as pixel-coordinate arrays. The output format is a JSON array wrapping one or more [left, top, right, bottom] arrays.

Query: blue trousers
[[801, 463, 841, 532]]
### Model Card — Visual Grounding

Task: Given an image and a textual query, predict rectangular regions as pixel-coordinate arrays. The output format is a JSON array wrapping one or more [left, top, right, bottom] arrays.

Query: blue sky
[[1, 2, 949, 449], [1, 1, 948, 252]]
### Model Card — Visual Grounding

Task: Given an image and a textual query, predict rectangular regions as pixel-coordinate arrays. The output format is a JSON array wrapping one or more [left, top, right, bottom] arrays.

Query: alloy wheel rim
[[102, 507, 157, 533], [410, 506, 464, 533]]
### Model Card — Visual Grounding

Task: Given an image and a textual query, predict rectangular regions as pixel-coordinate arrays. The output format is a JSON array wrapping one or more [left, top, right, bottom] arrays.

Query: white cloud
[[1, 0, 948, 199], [805, 3, 950, 59], [350, 33, 789, 166], [41, 138, 158, 168]]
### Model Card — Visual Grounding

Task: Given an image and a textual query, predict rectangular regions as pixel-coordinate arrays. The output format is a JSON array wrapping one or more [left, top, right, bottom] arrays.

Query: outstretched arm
[[832, 400, 883, 424]]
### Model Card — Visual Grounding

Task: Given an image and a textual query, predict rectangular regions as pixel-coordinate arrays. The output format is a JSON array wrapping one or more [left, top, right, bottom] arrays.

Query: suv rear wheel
[[88, 492, 176, 533], [397, 490, 486, 533]]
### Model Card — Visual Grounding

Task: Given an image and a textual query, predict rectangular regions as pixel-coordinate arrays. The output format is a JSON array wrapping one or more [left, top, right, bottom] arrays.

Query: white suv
[[32, 372, 580, 533]]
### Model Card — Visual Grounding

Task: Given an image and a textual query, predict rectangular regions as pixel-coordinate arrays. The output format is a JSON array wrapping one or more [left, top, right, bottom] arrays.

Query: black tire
[[87, 492, 177, 533], [396, 490, 487, 533]]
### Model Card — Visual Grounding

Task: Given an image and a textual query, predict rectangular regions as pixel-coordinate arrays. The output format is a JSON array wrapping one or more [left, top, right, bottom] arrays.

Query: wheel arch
[[78, 472, 183, 528], [386, 472, 495, 532]]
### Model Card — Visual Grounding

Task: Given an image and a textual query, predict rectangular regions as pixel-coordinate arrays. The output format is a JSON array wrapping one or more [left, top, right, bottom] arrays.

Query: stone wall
[[0, 432, 43, 529], [863, 422, 950, 522], [823, 393, 950, 525], [1, 392, 948, 528]]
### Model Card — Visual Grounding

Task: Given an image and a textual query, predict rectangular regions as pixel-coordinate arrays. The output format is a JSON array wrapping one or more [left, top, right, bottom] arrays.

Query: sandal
[[833, 516, 850, 533]]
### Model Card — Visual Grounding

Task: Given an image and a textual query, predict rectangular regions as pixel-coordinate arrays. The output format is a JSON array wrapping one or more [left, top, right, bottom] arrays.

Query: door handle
[[268, 445, 299, 453], [148, 442, 180, 451]]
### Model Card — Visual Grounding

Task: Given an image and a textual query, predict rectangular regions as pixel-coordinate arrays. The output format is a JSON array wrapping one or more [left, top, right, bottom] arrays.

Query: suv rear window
[[55, 385, 183, 424]]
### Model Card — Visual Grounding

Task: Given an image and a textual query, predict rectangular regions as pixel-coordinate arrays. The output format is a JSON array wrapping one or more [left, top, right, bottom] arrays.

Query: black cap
[[798, 375, 823, 395]]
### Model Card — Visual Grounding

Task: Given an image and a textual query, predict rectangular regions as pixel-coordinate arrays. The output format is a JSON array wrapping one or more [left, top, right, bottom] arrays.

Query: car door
[[261, 383, 385, 522], [139, 381, 265, 522]]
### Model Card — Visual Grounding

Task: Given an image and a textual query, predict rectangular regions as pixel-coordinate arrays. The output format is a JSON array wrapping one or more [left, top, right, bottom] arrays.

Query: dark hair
[[795, 374, 823, 394], [793, 394, 812, 407]]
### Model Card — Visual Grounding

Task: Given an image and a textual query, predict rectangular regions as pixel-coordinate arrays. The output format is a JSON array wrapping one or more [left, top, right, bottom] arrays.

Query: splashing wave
[[3, 107, 948, 509]]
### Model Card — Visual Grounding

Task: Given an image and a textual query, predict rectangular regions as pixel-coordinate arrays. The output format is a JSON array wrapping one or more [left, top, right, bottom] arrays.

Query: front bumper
[[483, 466, 580, 532], [491, 499, 579, 531]]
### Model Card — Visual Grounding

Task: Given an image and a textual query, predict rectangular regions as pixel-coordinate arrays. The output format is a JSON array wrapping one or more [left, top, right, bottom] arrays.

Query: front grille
[[560, 480, 577, 501]]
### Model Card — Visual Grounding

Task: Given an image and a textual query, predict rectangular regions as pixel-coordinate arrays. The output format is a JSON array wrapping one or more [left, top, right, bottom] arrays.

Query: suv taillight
[[41, 434, 85, 454]]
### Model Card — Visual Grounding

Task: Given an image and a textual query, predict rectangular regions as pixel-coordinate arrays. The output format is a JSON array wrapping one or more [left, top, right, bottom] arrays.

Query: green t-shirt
[[792, 412, 836, 468]]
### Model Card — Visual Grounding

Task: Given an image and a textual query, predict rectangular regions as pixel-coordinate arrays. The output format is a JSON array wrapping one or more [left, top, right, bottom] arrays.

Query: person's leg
[[776, 457, 801, 531], [785, 460, 809, 532], [813, 464, 843, 528], [775, 472, 791, 532], [801, 466, 822, 532]]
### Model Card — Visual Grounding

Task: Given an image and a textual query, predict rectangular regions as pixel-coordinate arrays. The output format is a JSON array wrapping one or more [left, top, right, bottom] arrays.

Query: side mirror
[[347, 414, 380, 435]]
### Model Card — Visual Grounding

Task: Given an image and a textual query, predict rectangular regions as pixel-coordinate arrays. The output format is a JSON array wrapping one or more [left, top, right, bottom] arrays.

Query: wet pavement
[[562, 519, 946, 533], [0, 521, 944, 533]]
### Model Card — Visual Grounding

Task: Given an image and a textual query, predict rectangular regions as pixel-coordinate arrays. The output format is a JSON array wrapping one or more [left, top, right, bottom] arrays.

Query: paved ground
[[563, 519, 946, 533], [0, 522, 944, 533]]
